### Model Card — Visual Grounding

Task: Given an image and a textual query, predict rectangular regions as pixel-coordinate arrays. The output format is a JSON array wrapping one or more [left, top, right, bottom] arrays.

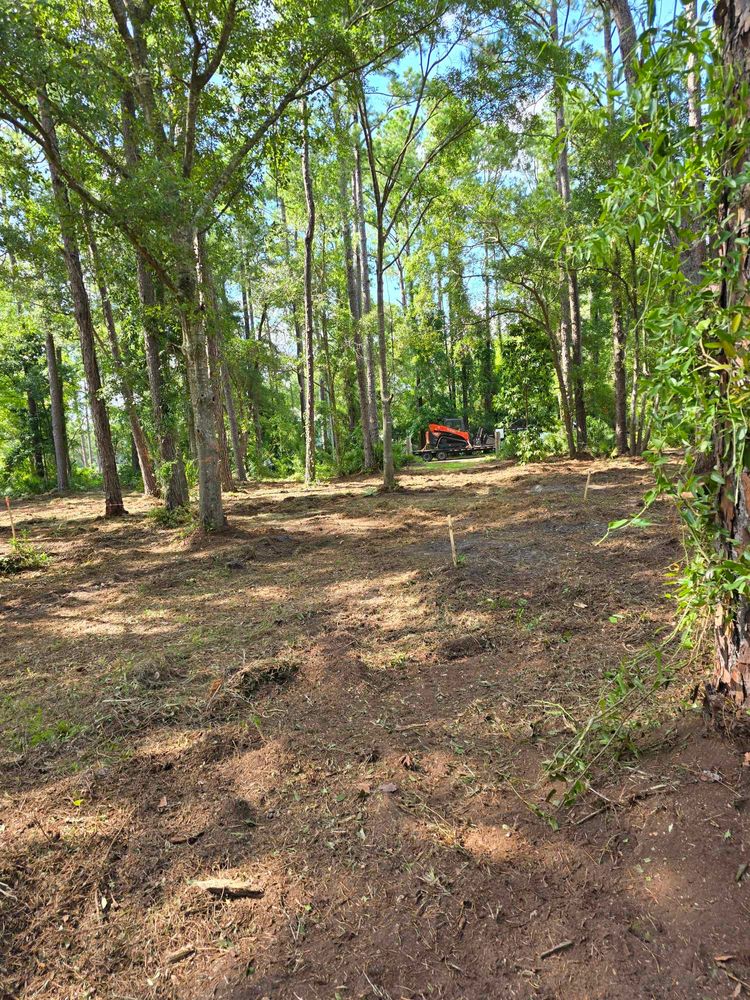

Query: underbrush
[[0, 533, 49, 574], [146, 504, 195, 530], [499, 417, 616, 463], [542, 643, 692, 806]]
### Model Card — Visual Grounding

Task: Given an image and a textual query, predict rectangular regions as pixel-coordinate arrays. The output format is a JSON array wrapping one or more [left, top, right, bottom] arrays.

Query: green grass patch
[[1, 698, 85, 752]]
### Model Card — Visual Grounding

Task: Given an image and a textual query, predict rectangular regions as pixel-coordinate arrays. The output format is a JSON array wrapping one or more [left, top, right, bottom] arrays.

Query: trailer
[[417, 420, 497, 462]]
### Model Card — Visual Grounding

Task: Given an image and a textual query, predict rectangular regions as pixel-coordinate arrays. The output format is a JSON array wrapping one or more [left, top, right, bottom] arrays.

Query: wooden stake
[[447, 514, 458, 568], [5, 496, 16, 542], [583, 470, 592, 501]]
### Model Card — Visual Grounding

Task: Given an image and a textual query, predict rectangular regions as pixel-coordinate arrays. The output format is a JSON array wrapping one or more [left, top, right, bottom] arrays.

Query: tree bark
[[608, 0, 638, 87], [180, 230, 226, 531], [376, 228, 396, 489], [45, 331, 70, 491], [301, 100, 316, 484], [38, 91, 125, 516]]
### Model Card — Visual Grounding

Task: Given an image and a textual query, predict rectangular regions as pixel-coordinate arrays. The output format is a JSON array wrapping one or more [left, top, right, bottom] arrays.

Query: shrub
[[146, 504, 195, 529], [0, 532, 49, 574], [586, 417, 616, 457]]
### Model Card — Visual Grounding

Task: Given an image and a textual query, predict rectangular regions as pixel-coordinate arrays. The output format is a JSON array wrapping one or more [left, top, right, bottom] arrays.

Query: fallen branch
[[574, 782, 674, 826], [540, 939, 574, 959], [190, 877, 264, 899]]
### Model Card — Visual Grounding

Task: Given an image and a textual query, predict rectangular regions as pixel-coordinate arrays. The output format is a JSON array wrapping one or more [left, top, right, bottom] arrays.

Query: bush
[[146, 504, 195, 529], [0, 466, 47, 497], [182, 459, 199, 491], [586, 416, 616, 457], [499, 429, 559, 463], [70, 466, 104, 491], [0, 532, 49, 574]]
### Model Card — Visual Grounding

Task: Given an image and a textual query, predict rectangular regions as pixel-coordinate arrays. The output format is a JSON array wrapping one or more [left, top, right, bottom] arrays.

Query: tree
[[38, 93, 124, 517], [301, 99, 316, 484], [356, 27, 480, 488], [709, 0, 750, 704]]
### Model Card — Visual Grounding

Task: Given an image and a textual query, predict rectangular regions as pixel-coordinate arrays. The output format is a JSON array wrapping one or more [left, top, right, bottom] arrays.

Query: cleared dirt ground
[[2, 457, 750, 1000]]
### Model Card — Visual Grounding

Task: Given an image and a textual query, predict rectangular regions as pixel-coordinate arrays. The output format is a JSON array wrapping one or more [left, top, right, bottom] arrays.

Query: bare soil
[[2, 457, 750, 1000]]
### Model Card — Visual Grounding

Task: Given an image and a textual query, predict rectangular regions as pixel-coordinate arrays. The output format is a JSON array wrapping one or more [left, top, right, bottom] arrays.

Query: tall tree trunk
[[25, 380, 46, 481], [608, 0, 638, 87], [551, 0, 586, 452], [38, 92, 124, 516], [184, 369, 198, 460], [436, 262, 455, 406], [75, 390, 89, 468], [548, 327, 577, 457], [335, 105, 375, 470], [81, 207, 159, 497], [687, 0, 703, 132], [628, 241, 643, 455], [222, 362, 247, 481], [122, 91, 189, 509], [57, 346, 72, 480], [45, 331, 69, 491], [320, 307, 340, 467], [196, 236, 234, 491], [612, 253, 629, 454], [708, 124, 750, 712], [301, 100, 316, 484], [604, 5, 629, 454], [376, 228, 395, 489], [278, 197, 306, 426], [353, 140, 380, 444], [240, 256, 255, 338], [558, 286, 573, 438], [8, 250, 46, 481], [141, 267, 190, 507], [482, 242, 494, 426], [179, 230, 225, 531], [568, 268, 587, 449]]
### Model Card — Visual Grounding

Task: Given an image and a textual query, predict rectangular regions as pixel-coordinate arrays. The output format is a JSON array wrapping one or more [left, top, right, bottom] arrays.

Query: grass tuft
[[0, 532, 49, 574]]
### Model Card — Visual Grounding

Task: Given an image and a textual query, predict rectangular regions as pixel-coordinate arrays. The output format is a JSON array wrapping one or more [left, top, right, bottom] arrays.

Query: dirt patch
[[1, 458, 748, 1000]]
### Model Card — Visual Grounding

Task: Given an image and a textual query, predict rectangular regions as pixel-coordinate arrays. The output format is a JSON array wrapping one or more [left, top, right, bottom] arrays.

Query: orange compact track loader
[[418, 419, 495, 461]]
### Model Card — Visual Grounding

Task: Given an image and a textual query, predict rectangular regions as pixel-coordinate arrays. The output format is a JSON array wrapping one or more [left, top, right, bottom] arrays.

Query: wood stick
[[5, 496, 16, 542], [583, 470, 592, 501], [447, 514, 458, 567], [540, 939, 574, 959]]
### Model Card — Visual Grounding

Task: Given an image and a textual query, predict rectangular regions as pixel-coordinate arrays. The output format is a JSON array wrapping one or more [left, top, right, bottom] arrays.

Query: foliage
[[596, 11, 750, 643], [146, 505, 195, 530], [0, 532, 49, 574], [543, 647, 678, 804]]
